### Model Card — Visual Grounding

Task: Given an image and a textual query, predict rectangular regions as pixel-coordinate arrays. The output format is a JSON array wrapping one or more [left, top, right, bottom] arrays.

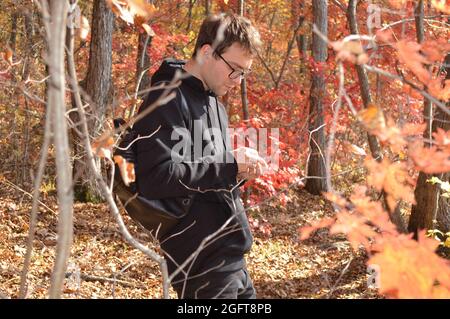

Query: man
[[134, 13, 266, 299]]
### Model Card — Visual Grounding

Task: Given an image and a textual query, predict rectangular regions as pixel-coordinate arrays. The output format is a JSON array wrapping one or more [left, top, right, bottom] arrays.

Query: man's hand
[[231, 147, 268, 181]]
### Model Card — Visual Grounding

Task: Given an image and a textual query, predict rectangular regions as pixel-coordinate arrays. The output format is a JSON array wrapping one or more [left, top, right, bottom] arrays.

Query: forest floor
[[0, 184, 381, 299]]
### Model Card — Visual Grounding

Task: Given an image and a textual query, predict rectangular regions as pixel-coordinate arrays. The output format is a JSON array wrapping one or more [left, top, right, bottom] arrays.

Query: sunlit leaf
[[368, 232, 450, 298], [113, 155, 135, 186], [365, 157, 415, 210], [79, 15, 90, 40], [142, 23, 155, 36], [396, 40, 431, 83], [431, 0, 450, 14], [3, 48, 13, 66], [91, 133, 114, 159]]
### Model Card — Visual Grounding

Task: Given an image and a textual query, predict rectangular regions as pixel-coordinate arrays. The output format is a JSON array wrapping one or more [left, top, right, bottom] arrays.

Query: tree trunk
[[74, 0, 114, 201], [346, 0, 383, 162], [186, 0, 195, 32], [305, 0, 327, 195], [45, 0, 74, 298], [407, 2, 449, 236], [239, 0, 249, 121], [295, 1, 308, 74], [83, 0, 114, 130], [135, 0, 153, 99], [9, 12, 18, 52], [409, 101, 450, 234], [347, 0, 407, 233], [136, 33, 152, 97], [437, 172, 450, 232], [205, 0, 210, 16]]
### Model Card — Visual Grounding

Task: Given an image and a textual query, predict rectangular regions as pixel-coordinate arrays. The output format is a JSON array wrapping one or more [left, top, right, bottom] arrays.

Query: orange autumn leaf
[[128, 0, 156, 20], [107, 0, 155, 25], [420, 39, 450, 63], [388, 0, 408, 9], [323, 191, 349, 208], [400, 122, 426, 137], [396, 40, 431, 83], [365, 157, 415, 210], [298, 217, 335, 240], [350, 186, 398, 235], [358, 103, 386, 131], [428, 78, 450, 102], [3, 48, 13, 66], [369, 231, 450, 298], [113, 155, 135, 186], [91, 134, 114, 159], [433, 128, 450, 151], [330, 211, 378, 251], [332, 40, 369, 65], [401, 83, 423, 99], [409, 141, 450, 174]]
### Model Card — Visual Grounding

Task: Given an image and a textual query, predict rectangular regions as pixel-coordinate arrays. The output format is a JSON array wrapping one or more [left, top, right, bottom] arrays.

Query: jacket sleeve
[[134, 88, 238, 199]]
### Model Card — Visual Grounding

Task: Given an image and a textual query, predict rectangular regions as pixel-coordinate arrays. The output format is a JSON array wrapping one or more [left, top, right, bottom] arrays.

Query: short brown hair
[[192, 13, 261, 58]]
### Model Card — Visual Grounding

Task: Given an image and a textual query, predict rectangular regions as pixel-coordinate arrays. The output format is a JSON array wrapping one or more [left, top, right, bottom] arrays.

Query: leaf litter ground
[[0, 186, 380, 299]]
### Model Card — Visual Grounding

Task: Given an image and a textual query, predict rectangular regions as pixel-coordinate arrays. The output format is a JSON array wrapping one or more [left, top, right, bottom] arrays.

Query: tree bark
[[44, 0, 74, 299], [407, 2, 449, 235], [136, 32, 152, 97], [74, 0, 114, 201], [347, 0, 407, 233], [9, 12, 18, 52], [239, 0, 249, 121], [295, 1, 307, 74], [347, 0, 383, 162], [437, 172, 450, 232], [186, 0, 195, 32], [83, 0, 114, 130], [205, 0, 210, 16], [305, 0, 328, 195], [135, 0, 153, 98]]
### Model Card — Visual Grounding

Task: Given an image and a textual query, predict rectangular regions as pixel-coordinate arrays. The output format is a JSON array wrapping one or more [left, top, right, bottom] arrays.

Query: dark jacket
[[134, 59, 252, 279]]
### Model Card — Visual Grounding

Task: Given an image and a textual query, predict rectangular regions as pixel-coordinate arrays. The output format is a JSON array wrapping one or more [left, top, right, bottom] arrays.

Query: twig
[[18, 98, 53, 298], [325, 256, 354, 298], [363, 64, 450, 116], [1, 179, 56, 215], [65, 272, 146, 289], [66, 24, 172, 298]]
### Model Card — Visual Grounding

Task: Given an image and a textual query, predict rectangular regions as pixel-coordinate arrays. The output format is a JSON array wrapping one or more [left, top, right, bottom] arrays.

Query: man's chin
[[216, 89, 228, 96]]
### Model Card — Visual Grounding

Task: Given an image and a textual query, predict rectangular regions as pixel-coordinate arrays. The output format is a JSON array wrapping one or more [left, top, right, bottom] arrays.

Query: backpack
[[112, 87, 194, 239]]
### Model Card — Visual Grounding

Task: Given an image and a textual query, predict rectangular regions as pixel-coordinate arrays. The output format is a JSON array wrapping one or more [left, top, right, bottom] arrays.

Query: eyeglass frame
[[215, 51, 252, 80]]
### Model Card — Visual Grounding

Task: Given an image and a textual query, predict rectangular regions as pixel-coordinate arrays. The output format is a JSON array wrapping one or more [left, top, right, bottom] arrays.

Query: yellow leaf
[[142, 23, 155, 36], [444, 237, 450, 248], [432, 0, 450, 14], [79, 15, 90, 40], [358, 103, 385, 131]]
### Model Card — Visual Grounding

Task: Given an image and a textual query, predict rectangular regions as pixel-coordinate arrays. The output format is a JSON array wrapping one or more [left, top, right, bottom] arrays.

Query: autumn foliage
[[0, 0, 449, 299]]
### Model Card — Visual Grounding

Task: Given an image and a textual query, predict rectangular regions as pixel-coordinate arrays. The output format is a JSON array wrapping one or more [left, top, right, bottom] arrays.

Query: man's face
[[201, 43, 253, 96]]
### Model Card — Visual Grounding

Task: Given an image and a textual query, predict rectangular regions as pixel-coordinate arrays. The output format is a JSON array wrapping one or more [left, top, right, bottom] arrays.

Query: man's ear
[[200, 44, 212, 58]]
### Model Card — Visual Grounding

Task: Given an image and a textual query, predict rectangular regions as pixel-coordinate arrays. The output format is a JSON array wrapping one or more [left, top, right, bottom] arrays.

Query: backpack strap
[[153, 80, 192, 134]]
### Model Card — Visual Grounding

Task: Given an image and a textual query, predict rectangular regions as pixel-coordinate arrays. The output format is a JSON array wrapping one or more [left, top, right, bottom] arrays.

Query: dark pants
[[173, 267, 256, 299]]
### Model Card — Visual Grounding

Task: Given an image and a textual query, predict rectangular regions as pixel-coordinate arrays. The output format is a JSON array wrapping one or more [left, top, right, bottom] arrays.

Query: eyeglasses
[[216, 52, 251, 80]]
